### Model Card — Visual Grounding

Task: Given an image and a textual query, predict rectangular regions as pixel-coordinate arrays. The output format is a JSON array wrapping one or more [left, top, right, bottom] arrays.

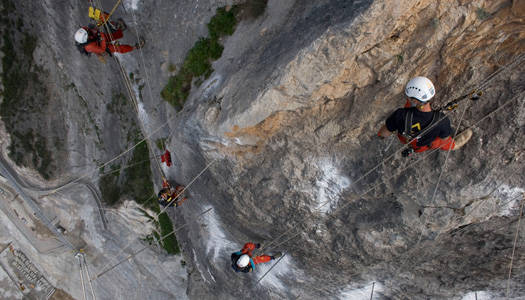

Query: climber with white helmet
[[231, 243, 282, 273], [74, 14, 144, 57], [378, 76, 473, 156]]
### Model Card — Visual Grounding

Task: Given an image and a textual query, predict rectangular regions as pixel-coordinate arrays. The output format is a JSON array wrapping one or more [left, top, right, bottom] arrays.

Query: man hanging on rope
[[377, 76, 473, 156], [231, 243, 282, 273], [157, 178, 188, 208], [74, 12, 145, 56]]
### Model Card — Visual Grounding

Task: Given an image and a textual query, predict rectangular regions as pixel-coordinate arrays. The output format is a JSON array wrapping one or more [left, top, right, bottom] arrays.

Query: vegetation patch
[[430, 18, 440, 28], [99, 170, 121, 206], [395, 53, 404, 64], [157, 212, 179, 254], [161, 6, 239, 109], [476, 7, 490, 20], [0, 0, 60, 180], [121, 141, 155, 205]]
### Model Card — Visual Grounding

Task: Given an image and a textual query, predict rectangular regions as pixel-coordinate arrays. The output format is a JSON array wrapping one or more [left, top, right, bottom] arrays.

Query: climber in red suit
[[74, 17, 144, 55], [231, 243, 282, 273]]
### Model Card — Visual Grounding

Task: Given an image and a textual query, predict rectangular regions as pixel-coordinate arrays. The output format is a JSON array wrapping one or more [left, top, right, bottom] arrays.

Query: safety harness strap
[[403, 108, 440, 142]]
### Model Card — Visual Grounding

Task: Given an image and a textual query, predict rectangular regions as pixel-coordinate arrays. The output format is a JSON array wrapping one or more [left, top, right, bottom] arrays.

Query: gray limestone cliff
[[0, 0, 524, 299]]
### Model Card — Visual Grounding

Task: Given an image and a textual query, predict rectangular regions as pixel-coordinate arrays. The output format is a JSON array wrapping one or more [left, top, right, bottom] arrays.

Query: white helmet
[[75, 28, 88, 43], [237, 254, 250, 268], [405, 76, 435, 102]]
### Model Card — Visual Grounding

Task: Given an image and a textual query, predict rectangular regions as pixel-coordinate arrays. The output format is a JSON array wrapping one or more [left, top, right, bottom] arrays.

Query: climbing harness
[[396, 89, 483, 157]]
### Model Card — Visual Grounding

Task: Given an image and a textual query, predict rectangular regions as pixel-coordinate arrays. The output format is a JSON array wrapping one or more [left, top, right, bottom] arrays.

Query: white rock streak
[[202, 206, 236, 262], [339, 282, 382, 300], [497, 185, 524, 217], [256, 254, 291, 291], [315, 159, 351, 215], [123, 0, 141, 11]]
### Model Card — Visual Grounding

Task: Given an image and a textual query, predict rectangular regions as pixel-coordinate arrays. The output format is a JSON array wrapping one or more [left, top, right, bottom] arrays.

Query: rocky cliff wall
[[0, 0, 523, 299], [174, 0, 525, 299]]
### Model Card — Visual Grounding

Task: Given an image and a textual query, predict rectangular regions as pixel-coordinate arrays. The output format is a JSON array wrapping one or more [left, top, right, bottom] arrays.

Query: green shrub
[[158, 212, 180, 254], [161, 5, 238, 108], [395, 53, 404, 64], [122, 141, 154, 205], [161, 71, 192, 109], [207, 7, 237, 40], [430, 18, 440, 28], [99, 172, 121, 206], [185, 37, 215, 77], [476, 7, 490, 20], [167, 63, 177, 73]]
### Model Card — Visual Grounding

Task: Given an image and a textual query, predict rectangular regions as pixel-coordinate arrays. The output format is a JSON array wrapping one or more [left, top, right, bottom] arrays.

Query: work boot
[[134, 38, 145, 50], [271, 252, 282, 260], [451, 129, 473, 150], [116, 19, 127, 31]]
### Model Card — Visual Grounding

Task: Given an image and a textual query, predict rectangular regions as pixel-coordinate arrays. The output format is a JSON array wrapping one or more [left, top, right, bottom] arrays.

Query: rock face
[[0, 0, 524, 299], [173, 0, 525, 299]]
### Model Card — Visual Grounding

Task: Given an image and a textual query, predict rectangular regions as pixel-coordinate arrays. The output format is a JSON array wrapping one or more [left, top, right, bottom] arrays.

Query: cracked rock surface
[[0, 0, 523, 299]]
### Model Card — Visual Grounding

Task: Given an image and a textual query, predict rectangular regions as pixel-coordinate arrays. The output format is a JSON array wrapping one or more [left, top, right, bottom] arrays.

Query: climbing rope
[[98, 0, 122, 28], [72, 1, 223, 286], [81, 252, 98, 300], [49, 106, 184, 194], [129, 9, 159, 126], [76, 253, 87, 300], [262, 144, 442, 254], [97, 0, 165, 180], [505, 194, 524, 299], [54, 0, 175, 195], [112, 52, 165, 177]]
